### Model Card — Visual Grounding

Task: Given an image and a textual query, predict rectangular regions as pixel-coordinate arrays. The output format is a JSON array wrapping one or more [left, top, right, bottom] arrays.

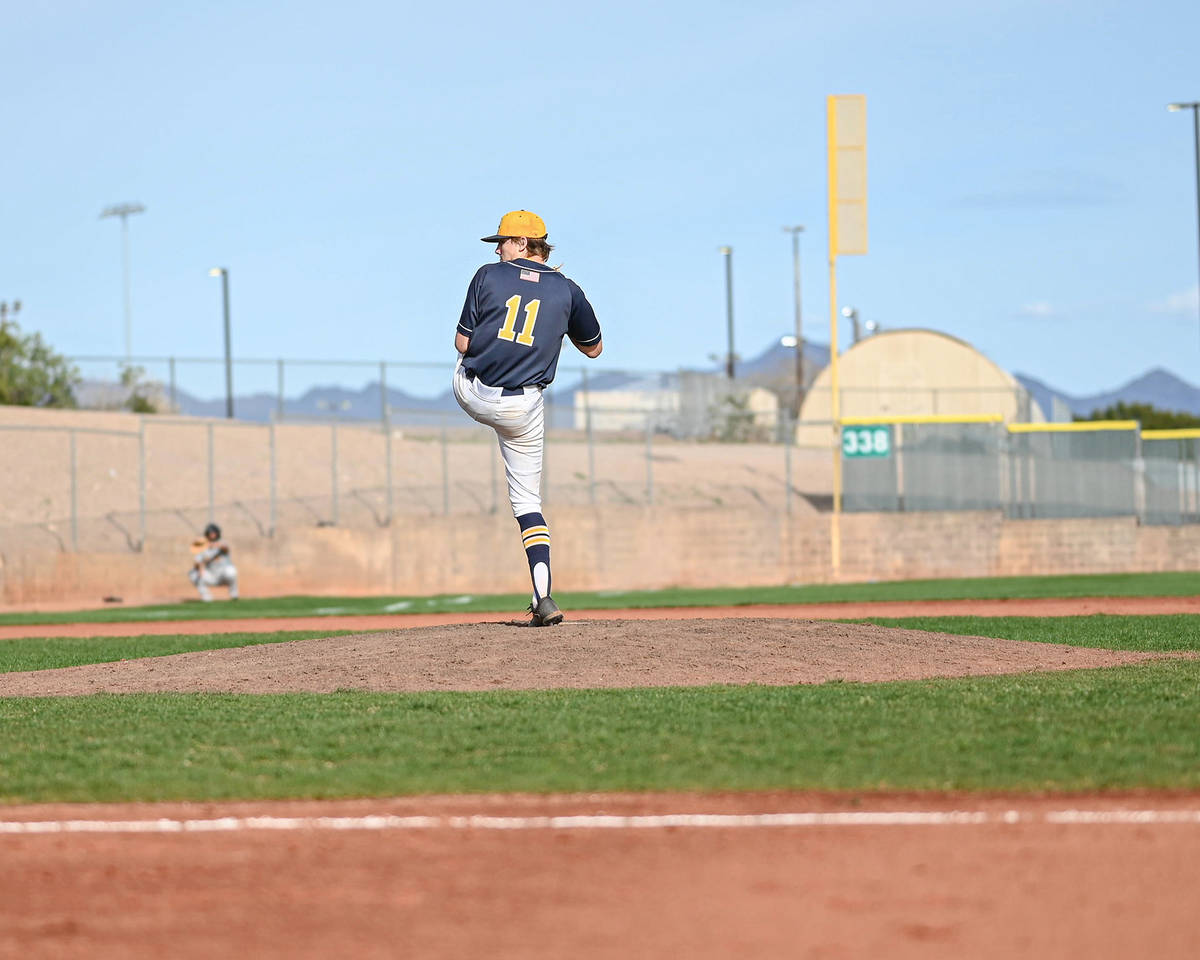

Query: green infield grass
[[2, 571, 1199, 627], [4, 614, 1198, 803], [861, 614, 1200, 652], [0, 631, 358, 673], [3, 660, 1198, 803]]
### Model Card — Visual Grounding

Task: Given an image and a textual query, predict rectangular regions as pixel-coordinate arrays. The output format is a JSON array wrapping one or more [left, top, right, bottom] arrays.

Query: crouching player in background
[[188, 522, 239, 601]]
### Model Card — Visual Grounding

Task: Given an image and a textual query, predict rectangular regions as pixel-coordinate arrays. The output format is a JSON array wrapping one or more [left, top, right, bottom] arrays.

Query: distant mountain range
[[1014, 368, 1200, 418], [736, 336, 1200, 420], [77, 336, 1200, 423]]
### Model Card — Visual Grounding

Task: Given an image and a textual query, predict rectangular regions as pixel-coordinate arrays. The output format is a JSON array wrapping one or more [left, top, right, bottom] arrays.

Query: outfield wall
[[3, 508, 1200, 607]]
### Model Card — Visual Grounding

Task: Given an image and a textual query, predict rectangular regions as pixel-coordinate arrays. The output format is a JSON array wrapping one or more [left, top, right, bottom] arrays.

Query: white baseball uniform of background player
[[188, 523, 239, 601]]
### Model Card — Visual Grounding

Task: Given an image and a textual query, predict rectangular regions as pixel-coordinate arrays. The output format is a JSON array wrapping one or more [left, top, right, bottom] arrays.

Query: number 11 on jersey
[[498, 295, 541, 346]]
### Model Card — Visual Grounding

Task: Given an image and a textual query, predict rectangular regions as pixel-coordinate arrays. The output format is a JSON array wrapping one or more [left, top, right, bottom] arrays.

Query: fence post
[[583, 368, 596, 505], [168, 357, 177, 412], [784, 414, 793, 516], [69, 430, 78, 552], [1134, 425, 1145, 522], [269, 421, 277, 537], [380, 361, 389, 428], [207, 421, 215, 524], [490, 437, 498, 513], [645, 415, 654, 506], [441, 413, 450, 516], [331, 422, 339, 525], [385, 422, 394, 526], [585, 408, 595, 506], [138, 418, 146, 550], [277, 359, 285, 421]]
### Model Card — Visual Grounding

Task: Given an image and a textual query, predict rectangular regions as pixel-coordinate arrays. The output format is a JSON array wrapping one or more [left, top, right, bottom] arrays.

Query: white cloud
[[1151, 286, 1200, 315], [1018, 301, 1056, 318]]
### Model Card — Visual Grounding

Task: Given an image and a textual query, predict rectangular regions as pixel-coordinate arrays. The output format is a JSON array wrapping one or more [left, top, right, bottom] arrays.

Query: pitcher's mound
[[0, 618, 1176, 697]]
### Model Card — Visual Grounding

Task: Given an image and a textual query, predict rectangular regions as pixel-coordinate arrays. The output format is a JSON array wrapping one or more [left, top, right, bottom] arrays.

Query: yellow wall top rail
[[1142, 428, 1200, 439], [1007, 420, 1139, 433], [841, 414, 1004, 426]]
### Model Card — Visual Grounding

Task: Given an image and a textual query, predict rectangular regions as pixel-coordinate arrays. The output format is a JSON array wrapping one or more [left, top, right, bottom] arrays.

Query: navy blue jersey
[[457, 258, 601, 389]]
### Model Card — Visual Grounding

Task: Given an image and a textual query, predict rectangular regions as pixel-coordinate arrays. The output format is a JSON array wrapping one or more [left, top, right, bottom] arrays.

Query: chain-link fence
[[840, 416, 1006, 513], [69, 354, 1037, 443], [840, 419, 1150, 520], [1005, 422, 1140, 519], [1, 409, 834, 554], [1142, 429, 1200, 525], [11, 412, 1200, 558]]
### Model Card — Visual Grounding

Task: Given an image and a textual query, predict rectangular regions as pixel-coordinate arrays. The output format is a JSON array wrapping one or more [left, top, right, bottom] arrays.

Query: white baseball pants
[[188, 565, 239, 601], [452, 362, 545, 518]]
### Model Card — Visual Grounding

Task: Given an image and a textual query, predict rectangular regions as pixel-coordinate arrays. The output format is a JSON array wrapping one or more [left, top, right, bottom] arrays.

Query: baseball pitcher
[[453, 210, 603, 626], [188, 522, 239, 601]]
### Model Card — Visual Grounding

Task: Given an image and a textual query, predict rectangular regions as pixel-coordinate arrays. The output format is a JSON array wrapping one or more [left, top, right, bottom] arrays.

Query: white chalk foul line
[[1, 809, 1200, 836]]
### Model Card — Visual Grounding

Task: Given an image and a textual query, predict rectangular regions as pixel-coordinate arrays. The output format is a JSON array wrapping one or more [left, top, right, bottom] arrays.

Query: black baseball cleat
[[528, 596, 564, 627]]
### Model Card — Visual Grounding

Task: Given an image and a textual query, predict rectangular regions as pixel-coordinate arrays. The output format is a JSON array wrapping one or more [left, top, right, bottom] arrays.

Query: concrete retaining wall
[[3, 508, 1199, 608]]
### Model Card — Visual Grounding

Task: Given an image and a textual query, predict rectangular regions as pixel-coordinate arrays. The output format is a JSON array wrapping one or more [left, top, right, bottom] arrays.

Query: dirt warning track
[[3, 792, 1199, 959]]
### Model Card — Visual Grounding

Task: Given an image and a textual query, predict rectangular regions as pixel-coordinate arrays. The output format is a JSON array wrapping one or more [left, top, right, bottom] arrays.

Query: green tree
[[119, 364, 159, 414], [1075, 401, 1200, 430], [0, 317, 79, 407]]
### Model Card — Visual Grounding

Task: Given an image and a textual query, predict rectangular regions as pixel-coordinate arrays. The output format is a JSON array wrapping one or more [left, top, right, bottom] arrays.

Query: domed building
[[795, 329, 1043, 445]]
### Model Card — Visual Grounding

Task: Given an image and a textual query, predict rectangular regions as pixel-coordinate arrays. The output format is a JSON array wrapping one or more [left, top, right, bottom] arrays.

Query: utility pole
[[719, 246, 735, 379], [209, 268, 234, 418], [1168, 102, 1200, 345]]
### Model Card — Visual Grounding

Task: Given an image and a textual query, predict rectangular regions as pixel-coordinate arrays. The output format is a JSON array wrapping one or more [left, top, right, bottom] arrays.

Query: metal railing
[[68, 353, 1039, 439]]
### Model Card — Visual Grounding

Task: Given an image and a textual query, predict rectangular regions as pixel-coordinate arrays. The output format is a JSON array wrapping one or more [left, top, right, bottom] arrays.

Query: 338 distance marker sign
[[841, 424, 892, 458]]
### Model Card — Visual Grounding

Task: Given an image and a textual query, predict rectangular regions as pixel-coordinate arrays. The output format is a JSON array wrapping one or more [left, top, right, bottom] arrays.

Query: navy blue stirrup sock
[[517, 512, 551, 604]]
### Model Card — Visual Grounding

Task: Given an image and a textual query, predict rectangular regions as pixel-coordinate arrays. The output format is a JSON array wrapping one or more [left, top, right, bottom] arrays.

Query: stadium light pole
[[99, 202, 146, 362], [1168, 101, 1200, 339], [209, 268, 234, 419], [783, 225, 805, 417], [719, 246, 735, 379]]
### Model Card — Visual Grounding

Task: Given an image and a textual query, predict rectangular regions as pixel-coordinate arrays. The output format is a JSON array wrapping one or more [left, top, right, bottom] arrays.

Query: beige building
[[574, 373, 781, 437], [795, 329, 1044, 446]]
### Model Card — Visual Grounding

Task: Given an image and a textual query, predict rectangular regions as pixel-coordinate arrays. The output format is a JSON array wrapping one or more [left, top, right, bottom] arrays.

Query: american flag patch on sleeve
[[519, 269, 540, 282]]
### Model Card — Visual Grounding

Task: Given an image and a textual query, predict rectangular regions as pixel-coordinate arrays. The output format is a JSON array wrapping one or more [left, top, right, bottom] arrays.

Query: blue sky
[[3, 0, 1199, 400]]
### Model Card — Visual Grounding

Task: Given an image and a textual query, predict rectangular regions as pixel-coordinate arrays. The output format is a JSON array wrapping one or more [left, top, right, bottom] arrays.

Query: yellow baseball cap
[[480, 210, 548, 243]]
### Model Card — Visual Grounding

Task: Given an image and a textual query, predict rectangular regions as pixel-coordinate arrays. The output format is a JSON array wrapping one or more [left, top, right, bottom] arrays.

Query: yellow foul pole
[[826, 97, 842, 573], [826, 94, 868, 579]]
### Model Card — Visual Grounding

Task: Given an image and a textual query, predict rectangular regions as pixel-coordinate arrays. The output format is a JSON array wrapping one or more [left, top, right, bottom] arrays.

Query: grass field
[[3, 611, 1198, 804], [3, 570, 1200, 626], [0, 630, 358, 673], [3, 662, 1197, 803]]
